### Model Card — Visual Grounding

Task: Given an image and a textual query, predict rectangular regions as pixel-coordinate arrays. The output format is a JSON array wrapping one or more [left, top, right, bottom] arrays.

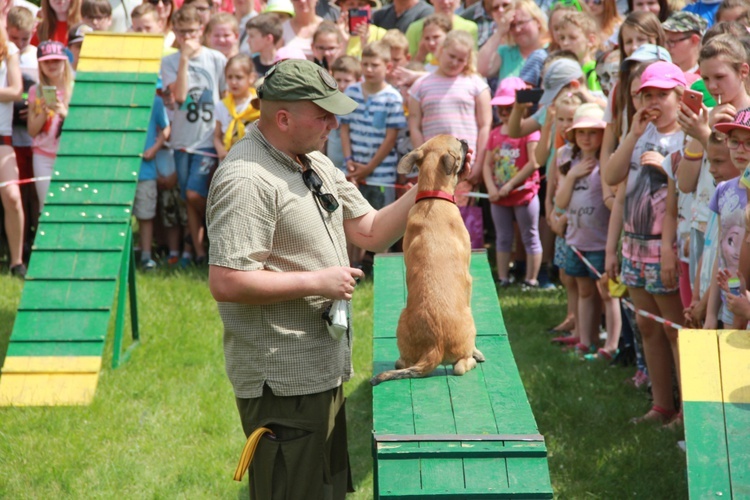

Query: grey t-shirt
[[372, 0, 433, 33], [161, 48, 227, 150]]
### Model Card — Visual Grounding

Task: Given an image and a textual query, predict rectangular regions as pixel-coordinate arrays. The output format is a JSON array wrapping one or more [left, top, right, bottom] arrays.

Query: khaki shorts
[[235, 384, 353, 500], [133, 180, 157, 220]]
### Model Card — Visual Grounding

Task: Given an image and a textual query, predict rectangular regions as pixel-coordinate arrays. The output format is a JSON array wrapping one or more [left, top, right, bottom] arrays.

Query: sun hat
[[37, 41, 69, 62], [714, 107, 750, 134], [263, 0, 295, 16], [623, 44, 672, 64], [539, 59, 584, 107], [491, 76, 527, 106], [255, 59, 357, 115], [662, 11, 707, 36], [637, 61, 686, 93], [565, 103, 606, 141], [67, 23, 93, 46]]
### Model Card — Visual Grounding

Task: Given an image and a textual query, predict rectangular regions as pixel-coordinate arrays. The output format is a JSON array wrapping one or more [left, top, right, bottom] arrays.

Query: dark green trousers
[[236, 384, 353, 500]]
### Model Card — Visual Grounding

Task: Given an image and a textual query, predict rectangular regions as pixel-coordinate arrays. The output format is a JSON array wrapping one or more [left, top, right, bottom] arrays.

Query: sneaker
[[10, 263, 27, 279], [195, 255, 208, 267], [496, 278, 512, 288], [141, 258, 157, 271], [179, 256, 193, 268], [167, 255, 180, 267], [521, 279, 539, 291]]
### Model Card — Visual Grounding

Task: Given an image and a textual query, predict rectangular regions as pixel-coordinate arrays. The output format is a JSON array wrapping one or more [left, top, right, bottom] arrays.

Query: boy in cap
[[207, 58, 467, 500], [662, 11, 707, 75]]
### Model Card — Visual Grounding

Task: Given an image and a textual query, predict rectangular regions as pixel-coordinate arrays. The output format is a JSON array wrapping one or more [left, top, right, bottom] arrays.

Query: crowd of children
[[3, 0, 750, 428]]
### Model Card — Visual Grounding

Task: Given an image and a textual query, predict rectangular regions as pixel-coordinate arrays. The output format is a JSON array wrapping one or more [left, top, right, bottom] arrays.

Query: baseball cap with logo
[[256, 59, 357, 115], [662, 11, 708, 35], [37, 41, 69, 62], [491, 76, 527, 106], [714, 107, 750, 134], [637, 61, 687, 92], [539, 59, 584, 107]]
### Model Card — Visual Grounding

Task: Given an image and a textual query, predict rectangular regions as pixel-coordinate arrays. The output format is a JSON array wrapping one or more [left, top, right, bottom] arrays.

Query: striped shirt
[[341, 83, 406, 184], [410, 73, 489, 158]]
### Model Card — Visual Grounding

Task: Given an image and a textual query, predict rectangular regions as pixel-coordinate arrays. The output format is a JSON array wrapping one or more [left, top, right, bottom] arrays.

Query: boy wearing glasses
[[662, 12, 707, 76], [81, 0, 113, 31], [161, 5, 226, 266], [207, 59, 436, 500]]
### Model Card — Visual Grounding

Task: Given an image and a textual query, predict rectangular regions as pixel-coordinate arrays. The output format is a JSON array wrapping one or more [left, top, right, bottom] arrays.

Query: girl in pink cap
[[27, 41, 73, 208], [482, 76, 542, 287], [605, 60, 686, 426]]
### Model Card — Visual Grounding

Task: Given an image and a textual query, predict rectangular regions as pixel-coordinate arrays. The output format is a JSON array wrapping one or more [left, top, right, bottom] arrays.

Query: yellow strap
[[233, 426, 274, 482]]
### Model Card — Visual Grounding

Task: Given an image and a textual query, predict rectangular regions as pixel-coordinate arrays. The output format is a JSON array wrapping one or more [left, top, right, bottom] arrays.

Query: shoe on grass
[[141, 259, 157, 271], [10, 263, 27, 279]]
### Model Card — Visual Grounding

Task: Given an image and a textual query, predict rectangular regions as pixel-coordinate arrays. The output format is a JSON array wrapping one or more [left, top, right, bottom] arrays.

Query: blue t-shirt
[[519, 48, 547, 87], [340, 83, 407, 184], [139, 96, 170, 181], [682, 2, 721, 28], [497, 45, 526, 81]]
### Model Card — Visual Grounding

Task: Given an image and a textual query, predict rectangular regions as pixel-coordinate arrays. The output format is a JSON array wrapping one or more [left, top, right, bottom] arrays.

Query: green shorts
[[235, 384, 353, 500]]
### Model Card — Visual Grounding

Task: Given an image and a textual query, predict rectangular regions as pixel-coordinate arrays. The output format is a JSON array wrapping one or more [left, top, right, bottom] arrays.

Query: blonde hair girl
[[35, 0, 82, 44]]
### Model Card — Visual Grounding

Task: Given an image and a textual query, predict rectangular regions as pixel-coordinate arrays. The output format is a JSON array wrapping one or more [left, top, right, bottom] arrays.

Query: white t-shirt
[[691, 151, 717, 234], [215, 97, 252, 134], [1, 42, 20, 137], [107, 0, 140, 33]]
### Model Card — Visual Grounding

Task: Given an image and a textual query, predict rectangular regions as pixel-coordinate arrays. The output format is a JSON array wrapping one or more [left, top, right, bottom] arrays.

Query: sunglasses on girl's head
[[303, 168, 339, 212], [147, 0, 172, 5]]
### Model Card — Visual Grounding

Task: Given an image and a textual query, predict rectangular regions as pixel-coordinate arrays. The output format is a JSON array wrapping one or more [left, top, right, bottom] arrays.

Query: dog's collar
[[415, 190, 456, 204]]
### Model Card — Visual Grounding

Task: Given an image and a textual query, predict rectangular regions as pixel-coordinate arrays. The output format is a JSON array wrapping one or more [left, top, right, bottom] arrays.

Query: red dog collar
[[415, 190, 455, 204]]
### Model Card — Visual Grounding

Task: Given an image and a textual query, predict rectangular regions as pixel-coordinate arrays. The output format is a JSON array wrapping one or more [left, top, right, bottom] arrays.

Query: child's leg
[[513, 197, 542, 283], [558, 269, 578, 332], [134, 180, 157, 263], [490, 204, 514, 281], [629, 287, 676, 416], [678, 261, 692, 308], [185, 191, 207, 258], [653, 292, 684, 390], [576, 277, 600, 348], [184, 152, 216, 260], [32, 153, 54, 209], [0, 146, 24, 267], [596, 276, 621, 354]]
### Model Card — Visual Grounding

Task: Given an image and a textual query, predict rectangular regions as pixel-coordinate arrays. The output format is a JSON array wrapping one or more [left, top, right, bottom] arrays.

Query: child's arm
[[470, 88, 492, 185], [600, 165, 616, 211], [676, 139, 704, 194], [497, 141, 539, 199], [535, 106, 555, 167], [483, 147, 499, 201], [340, 123, 353, 175], [0, 50, 21, 102], [477, 28, 506, 78], [213, 121, 228, 160], [604, 108, 651, 186], [348, 128, 399, 183], [507, 102, 541, 138], [660, 178, 679, 290], [27, 88, 48, 138], [599, 123, 616, 184], [703, 255, 720, 329], [555, 157, 596, 210], [408, 95, 424, 149], [545, 147, 560, 218], [174, 41, 202, 105], [605, 179, 626, 279]]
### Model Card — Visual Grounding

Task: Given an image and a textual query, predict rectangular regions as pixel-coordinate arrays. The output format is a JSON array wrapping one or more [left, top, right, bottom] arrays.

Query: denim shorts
[[621, 257, 678, 295], [553, 236, 568, 269], [173, 149, 217, 199], [564, 247, 605, 279]]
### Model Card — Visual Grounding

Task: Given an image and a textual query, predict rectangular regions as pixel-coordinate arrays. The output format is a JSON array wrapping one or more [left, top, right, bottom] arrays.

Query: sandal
[[663, 411, 684, 431], [583, 348, 619, 361], [551, 335, 580, 345], [630, 405, 676, 425]]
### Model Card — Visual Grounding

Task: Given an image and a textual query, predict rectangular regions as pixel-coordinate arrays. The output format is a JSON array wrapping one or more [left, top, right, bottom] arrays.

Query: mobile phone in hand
[[682, 88, 703, 115], [348, 7, 370, 35], [515, 88, 544, 105], [41, 85, 57, 106]]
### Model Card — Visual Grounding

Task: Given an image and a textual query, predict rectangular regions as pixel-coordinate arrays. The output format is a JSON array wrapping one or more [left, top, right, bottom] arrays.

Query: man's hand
[[316, 266, 364, 301]]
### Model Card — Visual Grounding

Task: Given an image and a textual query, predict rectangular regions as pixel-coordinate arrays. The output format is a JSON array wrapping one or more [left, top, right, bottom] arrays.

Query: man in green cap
[[206, 59, 453, 499]]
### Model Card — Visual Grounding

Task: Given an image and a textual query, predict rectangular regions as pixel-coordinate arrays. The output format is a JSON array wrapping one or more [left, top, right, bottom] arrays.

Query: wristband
[[554, 206, 566, 215], [683, 148, 703, 160], [344, 156, 353, 162]]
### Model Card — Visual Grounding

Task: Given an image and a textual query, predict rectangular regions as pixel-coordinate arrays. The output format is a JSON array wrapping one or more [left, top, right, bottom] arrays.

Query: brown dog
[[371, 135, 484, 385]]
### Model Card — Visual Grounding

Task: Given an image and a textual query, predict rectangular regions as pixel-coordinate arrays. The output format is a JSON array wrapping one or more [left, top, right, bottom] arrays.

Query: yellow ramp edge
[[0, 373, 99, 406], [1, 356, 101, 374], [79, 32, 163, 61], [680, 329, 724, 403], [718, 330, 750, 404]]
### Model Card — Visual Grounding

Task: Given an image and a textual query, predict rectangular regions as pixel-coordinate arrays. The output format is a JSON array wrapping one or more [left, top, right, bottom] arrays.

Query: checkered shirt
[[207, 124, 373, 398]]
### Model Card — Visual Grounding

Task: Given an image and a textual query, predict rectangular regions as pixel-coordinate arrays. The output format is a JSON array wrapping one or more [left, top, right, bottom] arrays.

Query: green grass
[[0, 269, 687, 498]]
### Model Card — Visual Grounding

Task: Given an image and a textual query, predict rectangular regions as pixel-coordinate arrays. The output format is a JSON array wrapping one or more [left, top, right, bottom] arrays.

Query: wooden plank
[[57, 131, 147, 157], [470, 253, 508, 336], [377, 459, 422, 498], [78, 32, 163, 62], [11, 311, 111, 341], [0, 372, 100, 406], [377, 441, 546, 459], [64, 106, 152, 131], [69, 82, 156, 108], [33, 223, 130, 250], [41, 205, 132, 223], [372, 341, 415, 436], [679, 329, 732, 499], [506, 457, 554, 497], [53, 156, 141, 182], [76, 59, 161, 74], [74, 71, 158, 83], [27, 251, 121, 279], [6, 341, 104, 357], [45, 181, 136, 205], [447, 357, 500, 435], [19, 281, 116, 311], [373, 254, 405, 339], [718, 330, 750, 498], [2, 356, 101, 373], [420, 457, 466, 494]]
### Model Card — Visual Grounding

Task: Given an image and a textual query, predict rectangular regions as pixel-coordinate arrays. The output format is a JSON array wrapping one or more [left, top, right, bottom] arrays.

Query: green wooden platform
[[0, 33, 163, 406], [372, 252, 552, 498]]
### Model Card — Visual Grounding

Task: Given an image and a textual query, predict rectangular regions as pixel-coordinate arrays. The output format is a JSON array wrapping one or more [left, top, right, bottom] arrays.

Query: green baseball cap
[[662, 11, 707, 35], [256, 59, 357, 115]]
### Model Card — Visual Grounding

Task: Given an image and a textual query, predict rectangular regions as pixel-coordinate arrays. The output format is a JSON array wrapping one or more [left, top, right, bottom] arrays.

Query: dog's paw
[[473, 348, 486, 363], [370, 376, 382, 386]]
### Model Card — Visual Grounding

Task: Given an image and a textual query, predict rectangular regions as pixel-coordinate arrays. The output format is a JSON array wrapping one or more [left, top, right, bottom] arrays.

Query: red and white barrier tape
[[568, 244, 683, 331], [0, 175, 51, 189], [177, 148, 220, 158]]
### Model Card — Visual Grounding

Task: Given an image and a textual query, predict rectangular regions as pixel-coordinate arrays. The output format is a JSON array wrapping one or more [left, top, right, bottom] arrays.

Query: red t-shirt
[[486, 126, 542, 207], [31, 20, 69, 46]]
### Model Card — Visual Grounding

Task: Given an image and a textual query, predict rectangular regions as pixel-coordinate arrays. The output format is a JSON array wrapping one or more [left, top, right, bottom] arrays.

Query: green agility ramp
[[0, 33, 163, 406], [372, 252, 553, 498]]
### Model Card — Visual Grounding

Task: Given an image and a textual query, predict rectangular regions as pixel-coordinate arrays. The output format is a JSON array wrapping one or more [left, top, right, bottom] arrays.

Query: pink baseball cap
[[37, 41, 69, 62], [637, 61, 687, 93], [491, 76, 527, 106], [714, 107, 750, 134]]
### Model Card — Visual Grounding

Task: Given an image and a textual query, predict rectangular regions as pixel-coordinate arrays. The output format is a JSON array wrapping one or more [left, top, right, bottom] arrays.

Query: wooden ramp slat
[[372, 252, 552, 498]]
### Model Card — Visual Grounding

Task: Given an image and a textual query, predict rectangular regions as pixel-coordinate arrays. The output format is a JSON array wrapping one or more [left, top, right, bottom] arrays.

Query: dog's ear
[[441, 150, 461, 176], [397, 148, 424, 175]]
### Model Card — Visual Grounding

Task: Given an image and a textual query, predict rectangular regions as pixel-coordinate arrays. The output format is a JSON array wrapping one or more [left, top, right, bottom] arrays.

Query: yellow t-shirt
[[346, 25, 388, 59]]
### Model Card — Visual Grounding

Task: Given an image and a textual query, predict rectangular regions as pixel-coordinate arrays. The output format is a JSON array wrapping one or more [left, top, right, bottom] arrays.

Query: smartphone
[[682, 88, 703, 115], [348, 7, 370, 35], [515, 88, 544, 105], [41, 85, 57, 105]]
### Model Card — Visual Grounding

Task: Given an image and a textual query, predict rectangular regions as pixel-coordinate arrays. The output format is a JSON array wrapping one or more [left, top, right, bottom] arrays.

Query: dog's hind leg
[[395, 358, 406, 369], [453, 356, 477, 376], [473, 348, 486, 363]]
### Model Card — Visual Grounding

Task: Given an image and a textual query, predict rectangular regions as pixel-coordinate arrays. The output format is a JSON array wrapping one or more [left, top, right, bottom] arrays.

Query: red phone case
[[682, 89, 702, 114], [348, 7, 369, 34]]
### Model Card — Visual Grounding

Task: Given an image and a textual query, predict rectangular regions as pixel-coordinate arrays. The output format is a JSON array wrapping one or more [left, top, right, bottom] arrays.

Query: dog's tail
[[370, 357, 440, 386]]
